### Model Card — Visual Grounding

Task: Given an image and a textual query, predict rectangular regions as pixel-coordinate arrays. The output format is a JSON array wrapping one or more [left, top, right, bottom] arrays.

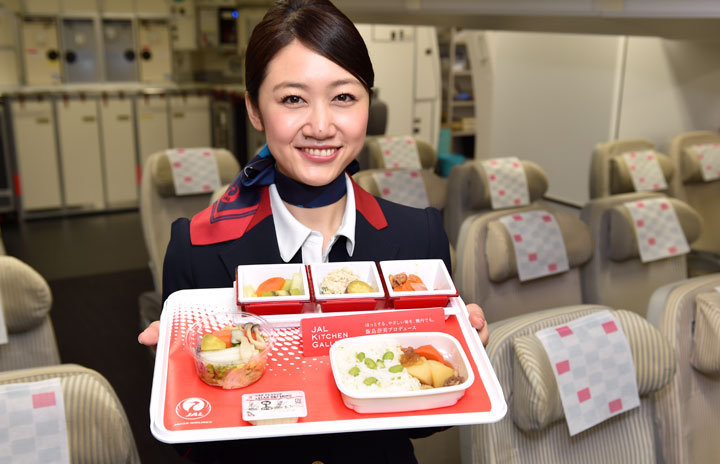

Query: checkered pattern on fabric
[[535, 310, 640, 436], [499, 210, 570, 282], [689, 143, 720, 181], [0, 365, 140, 464], [481, 157, 530, 209], [166, 148, 221, 196], [376, 137, 422, 169], [624, 198, 690, 263], [371, 170, 430, 209], [621, 150, 667, 192], [0, 378, 69, 463]]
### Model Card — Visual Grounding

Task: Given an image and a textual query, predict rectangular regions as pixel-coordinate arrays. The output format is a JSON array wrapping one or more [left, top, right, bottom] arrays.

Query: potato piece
[[428, 359, 456, 388], [405, 358, 432, 386]]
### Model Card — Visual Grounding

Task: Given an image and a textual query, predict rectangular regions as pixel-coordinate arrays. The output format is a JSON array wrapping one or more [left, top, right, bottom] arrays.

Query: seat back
[[352, 168, 447, 211], [462, 305, 675, 464], [0, 256, 60, 371], [667, 131, 720, 253], [444, 159, 548, 247], [580, 192, 702, 316], [589, 138, 674, 199], [362, 135, 438, 171], [0, 364, 140, 463], [454, 204, 593, 323], [647, 274, 720, 464], [140, 148, 239, 294]]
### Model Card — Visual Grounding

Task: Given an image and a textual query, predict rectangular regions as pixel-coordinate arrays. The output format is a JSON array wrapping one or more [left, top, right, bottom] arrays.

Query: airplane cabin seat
[[580, 192, 701, 317], [0, 256, 61, 371], [461, 305, 675, 464], [0, 364, 140, 463], [646, 273, 720, 464], [667, 131, 720, 274], [139, 148, 240, 329], [454, 203, 593, 324], [589, 138, 674, 199], [443, 159, 548, 248]]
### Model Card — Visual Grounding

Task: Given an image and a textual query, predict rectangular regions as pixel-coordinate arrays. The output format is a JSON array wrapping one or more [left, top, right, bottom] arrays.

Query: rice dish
[[333, 339, 422, 393], [320, 267, 362, 294]]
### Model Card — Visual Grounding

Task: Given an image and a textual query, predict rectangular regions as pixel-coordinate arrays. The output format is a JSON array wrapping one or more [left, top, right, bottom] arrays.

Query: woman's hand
[[138, 320, 160, 347], [467, 304, 489, 346]]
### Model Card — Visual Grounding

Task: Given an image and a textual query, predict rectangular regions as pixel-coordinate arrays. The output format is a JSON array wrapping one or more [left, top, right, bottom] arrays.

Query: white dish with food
[[237, 263, 310, 304], [329, 332, 474, 413], [309, 261, 385, 301], [378, 259, 457, 298]]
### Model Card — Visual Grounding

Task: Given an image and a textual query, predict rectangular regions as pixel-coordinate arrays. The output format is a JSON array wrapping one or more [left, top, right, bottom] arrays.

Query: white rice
[[320, 267, 362, 294], [333, 339, 421, 393]]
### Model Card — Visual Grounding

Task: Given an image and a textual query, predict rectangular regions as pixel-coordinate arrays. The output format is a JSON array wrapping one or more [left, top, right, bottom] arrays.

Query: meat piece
[[443, 375, 465, 387], [389, 272, 408, 290]]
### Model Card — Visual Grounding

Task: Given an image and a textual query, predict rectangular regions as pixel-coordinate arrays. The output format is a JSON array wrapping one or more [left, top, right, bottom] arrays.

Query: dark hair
[[245, 0, 374, 109]]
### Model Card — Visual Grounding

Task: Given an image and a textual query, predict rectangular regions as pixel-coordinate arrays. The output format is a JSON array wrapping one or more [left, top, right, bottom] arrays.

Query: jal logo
[[175, 397, 212, 420]]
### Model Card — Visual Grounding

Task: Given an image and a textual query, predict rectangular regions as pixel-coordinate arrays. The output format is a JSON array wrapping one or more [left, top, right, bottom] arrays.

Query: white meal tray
[[149, 288, 506, 443]]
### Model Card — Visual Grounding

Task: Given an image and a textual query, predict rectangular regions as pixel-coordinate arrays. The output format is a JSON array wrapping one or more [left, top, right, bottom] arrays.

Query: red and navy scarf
[[190, 145, 388, 245]]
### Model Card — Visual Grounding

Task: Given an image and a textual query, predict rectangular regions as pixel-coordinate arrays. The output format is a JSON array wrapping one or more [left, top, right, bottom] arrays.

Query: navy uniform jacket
[[161, 188, 451, 464]]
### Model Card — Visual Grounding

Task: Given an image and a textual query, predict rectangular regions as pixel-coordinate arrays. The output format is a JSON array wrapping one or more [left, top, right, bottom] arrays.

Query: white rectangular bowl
[[237, 263, 310, 304], [309, 261, 385, 301], [329, 332, 474, 414], [378, 259, 457, 298]]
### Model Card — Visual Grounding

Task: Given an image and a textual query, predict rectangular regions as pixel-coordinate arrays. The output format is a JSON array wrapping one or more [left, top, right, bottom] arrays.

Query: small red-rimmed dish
[[378, 259, 457, 309], [236, 263, 311, 315], [309, 261, 387, 312], [329, 332, 474, 413], [185, 311, 275, 389]]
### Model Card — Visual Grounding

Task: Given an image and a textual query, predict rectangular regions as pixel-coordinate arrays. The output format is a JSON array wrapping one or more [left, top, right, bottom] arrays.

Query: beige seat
[[454, 204, 593, 324], [580, 192, 702, 316], [139, 149, 239, 327], [0, 256, 61, 371], [352, 168, 447, 212], [0, 364, 140, 463], [647, 274, 720, 464], [589, 138, 674, 199], [444, 159, 548, 248], [357, 135, 437, 172], [461, 305, 675, 464], [667, 131, 720, 274]]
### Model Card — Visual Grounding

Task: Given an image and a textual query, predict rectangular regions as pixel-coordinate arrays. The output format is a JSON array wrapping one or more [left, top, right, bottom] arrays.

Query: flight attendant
[[139, 1, 488, 461]]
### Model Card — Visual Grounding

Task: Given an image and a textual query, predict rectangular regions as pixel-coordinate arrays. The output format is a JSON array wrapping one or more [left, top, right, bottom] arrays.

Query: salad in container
[[185, 312, 275, 389]]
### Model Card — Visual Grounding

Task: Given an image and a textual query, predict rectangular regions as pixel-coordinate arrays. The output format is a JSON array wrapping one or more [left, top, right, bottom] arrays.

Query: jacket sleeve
[[161, 218, 196, 304]]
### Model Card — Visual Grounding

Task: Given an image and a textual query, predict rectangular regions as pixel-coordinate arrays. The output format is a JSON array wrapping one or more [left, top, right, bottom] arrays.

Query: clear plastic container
[[185, 312, 275, 389]]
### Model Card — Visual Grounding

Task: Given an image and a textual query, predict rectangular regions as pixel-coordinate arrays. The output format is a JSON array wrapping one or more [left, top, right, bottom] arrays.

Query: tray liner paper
[[162, 313, 491, 432]]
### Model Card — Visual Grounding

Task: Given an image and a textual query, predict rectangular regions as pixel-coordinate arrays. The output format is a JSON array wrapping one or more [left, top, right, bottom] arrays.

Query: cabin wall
[[480, 32, 720, 205]]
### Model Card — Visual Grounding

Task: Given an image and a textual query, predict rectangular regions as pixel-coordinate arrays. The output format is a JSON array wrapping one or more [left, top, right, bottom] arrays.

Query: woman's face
[[246, 40, 369, 186]]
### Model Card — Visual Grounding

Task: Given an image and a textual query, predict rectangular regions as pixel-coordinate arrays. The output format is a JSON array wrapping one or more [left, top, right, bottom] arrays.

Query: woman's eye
[[334, 93, 356, 103], [281, 95, 305, 105]]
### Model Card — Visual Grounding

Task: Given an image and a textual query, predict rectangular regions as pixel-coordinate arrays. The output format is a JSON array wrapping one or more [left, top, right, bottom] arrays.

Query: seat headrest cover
[[511, 310, 676, 432], [0, 256, 52, 333], [609, 151, 674, 194], [470, 160, 548, 209], [151, 148, 240, 197], [690, 292, 720, 374], [605, 198, 702, 262], [683, 143, 720, 184], [485, 209, 593, 283]]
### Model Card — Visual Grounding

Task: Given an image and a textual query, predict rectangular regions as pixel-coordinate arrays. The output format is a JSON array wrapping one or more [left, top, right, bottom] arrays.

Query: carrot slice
[[415, 345, 453, 367], [211, 327, 233, 348], [395, 282, 414, 292], [256, 277, 287, 295], [409, 282, 428, 291]]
